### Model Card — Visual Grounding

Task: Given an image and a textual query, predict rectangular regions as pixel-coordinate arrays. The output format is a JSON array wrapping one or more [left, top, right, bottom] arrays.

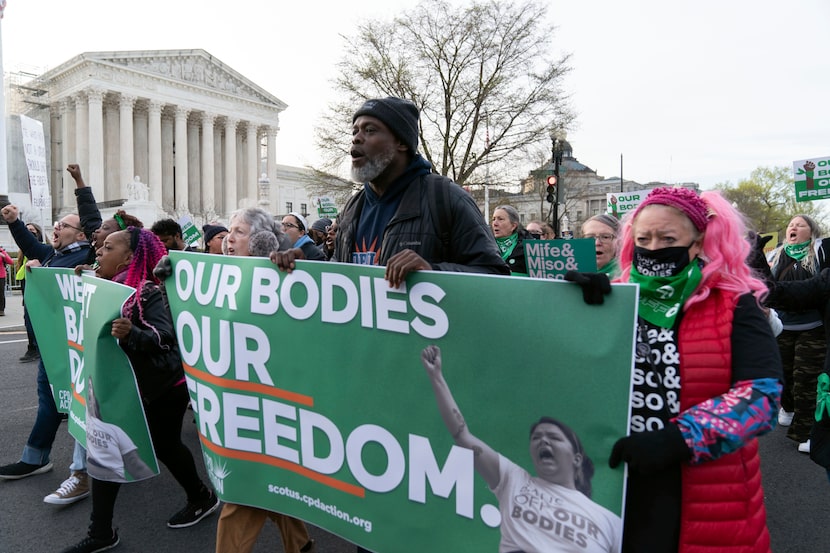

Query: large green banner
[[166, 252, 637, 552], [26, 268, 159, 482]]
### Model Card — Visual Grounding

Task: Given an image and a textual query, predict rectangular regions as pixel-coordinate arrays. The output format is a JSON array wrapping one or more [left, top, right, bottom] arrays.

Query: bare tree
[[315, 0, 573, 191]]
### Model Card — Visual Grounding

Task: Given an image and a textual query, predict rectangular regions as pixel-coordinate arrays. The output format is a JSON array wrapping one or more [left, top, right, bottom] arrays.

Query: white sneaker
[[798, 440, 811, 454], [778, 408, 794, 427]]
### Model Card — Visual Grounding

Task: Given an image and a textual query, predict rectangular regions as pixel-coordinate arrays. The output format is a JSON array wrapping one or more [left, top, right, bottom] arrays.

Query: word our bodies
[[173, 260, 449, 385]]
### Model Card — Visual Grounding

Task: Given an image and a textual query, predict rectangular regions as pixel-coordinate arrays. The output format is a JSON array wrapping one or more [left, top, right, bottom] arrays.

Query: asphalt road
[[0, 327, 827, 552]]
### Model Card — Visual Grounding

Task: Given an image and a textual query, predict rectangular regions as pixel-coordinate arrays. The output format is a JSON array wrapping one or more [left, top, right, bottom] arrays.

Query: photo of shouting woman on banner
[[421, 345, 622, 553]]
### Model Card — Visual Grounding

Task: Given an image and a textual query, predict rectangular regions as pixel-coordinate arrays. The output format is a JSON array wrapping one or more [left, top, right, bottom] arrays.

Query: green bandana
[[784, 240, 811, 261], [629, 260, 703, 328], [599, 257, 619, 277], [496, 233, 519, 261], [816, 373, 830, 422]]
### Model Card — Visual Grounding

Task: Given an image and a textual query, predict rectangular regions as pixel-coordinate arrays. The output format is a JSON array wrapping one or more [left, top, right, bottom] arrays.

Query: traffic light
[[546, 175, 557, 203]]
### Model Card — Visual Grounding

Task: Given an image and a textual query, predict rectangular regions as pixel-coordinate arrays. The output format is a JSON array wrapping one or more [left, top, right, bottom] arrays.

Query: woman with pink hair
[[594, 187, 782, 552], [63, 228, 218, 553]]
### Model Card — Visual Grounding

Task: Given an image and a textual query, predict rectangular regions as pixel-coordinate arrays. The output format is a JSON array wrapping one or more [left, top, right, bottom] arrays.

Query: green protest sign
[[165, 252, 636, 552], [26, 268, 159, 482], [316, 196, 338, 218], [793, 156, 830, 202], [525, 239, 598, 278]]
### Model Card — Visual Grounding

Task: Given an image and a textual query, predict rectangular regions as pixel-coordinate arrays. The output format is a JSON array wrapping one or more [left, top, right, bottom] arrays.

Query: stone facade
[[5, 49, 328, 236]]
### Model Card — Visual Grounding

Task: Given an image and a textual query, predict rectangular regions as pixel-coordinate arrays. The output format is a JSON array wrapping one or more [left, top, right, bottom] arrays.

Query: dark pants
[[21, 360, 62, 464], [89, 383, 206, 537], [0, 276, 6, 312], [778, 327, 827, 442]]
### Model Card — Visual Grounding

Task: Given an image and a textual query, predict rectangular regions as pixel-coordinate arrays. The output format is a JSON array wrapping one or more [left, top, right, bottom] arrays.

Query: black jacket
[[336, 173, 509, 275], [120, 283, 184, 404]]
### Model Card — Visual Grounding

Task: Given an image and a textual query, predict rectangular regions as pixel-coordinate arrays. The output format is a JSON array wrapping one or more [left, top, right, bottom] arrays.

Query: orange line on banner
[[183, 364, 314, 407], [200, 435, 365, 498], [68, 341, 84, 351]]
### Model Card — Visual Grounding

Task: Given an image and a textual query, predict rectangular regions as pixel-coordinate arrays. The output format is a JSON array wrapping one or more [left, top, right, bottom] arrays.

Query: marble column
[[161, 114, 174, 210], [201, 112, 216, 215], [133, 106, 148, 191], [174, 107, 190, 213], [246, 123, 258, 207], [73, 92, 89, 181], [87, 88, 105, 197], [213, 128, 223, 216], [224, 117, 238, 216], [119, 94, 137, 200], [187, 118, 200, 213], [60, 99, 73, 209], [104, 99, 119, 200], [265, 125, 278, 213], [147, 100, 163, 207]]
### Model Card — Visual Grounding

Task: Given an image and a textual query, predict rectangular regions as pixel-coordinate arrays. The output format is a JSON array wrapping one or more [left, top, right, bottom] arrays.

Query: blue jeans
[[20, 360, 86, 471]]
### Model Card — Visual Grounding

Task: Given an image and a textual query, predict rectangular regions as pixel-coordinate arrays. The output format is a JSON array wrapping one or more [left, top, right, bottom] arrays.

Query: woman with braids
[[421, 345, 622, 553], [62, 227, 218, 553]]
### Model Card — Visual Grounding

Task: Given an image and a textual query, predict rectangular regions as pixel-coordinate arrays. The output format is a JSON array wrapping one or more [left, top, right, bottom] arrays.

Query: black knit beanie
[[353, 97, 420, 153]]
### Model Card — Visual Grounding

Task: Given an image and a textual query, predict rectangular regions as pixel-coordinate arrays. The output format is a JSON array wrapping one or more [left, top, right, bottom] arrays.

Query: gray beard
[[351, 147, 396, 183]]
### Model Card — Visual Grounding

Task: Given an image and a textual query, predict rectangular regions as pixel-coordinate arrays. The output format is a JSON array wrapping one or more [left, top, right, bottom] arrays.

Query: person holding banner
[[581, 214, 620, 276], [596, 187, 782, 552], [63, 227, 219, 553], [214, 207, 317, 553], [0, 203, 95, 503], [421, 344, 622, 553], [271, 96, 509, 285]]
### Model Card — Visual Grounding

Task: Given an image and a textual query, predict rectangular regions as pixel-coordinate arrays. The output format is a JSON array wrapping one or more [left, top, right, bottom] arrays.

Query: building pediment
[[40, 49, 287, 111]]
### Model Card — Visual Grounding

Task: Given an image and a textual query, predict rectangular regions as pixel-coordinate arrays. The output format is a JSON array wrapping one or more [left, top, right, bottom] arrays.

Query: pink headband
[[634, 187, 709, 232]]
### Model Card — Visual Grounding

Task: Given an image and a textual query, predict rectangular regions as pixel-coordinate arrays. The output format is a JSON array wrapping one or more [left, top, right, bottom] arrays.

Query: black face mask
[[633, 244, 694, 277]]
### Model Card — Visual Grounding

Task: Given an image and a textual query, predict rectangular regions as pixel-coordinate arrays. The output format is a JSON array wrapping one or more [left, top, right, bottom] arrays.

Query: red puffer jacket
[[677, 288, 770, 553]]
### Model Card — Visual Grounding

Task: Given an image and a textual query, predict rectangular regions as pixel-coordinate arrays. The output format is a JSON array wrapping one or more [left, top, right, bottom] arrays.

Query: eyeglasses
[[584, 233, 615, 243], [528, 232, 543, 240], [54, 221, 83, 232], [281, 222, 300, 230]]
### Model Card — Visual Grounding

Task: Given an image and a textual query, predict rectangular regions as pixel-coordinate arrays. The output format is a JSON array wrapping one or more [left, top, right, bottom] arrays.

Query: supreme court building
[[6, 49, 323, 232]]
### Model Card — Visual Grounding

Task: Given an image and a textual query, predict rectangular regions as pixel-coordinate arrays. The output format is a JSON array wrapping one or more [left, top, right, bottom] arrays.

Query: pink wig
[[616, 189, 767, 309], [120, 228, 171, 347]]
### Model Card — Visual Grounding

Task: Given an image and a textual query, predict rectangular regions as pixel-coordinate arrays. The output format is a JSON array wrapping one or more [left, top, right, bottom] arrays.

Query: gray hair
[[583, 213, 620, 233], [494, 205, 522, 229], [228, 208, 290, 256]]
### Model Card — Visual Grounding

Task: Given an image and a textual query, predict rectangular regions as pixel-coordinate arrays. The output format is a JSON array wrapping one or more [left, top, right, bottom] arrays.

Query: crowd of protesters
[[1, 95, 826, 553]]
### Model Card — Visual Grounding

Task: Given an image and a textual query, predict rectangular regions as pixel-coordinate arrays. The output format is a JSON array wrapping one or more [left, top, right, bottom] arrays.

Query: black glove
[[745, 231, 773, 284], [608, 424, 691, 474], [153, 255, 173, 281], [564, 271, 611, 305]]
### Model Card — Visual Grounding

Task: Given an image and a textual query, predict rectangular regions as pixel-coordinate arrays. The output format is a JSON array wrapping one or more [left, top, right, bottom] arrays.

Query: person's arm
[[122, 449, 155, 480], [112, 286, 177, 354], [673, 295, 782, 464], [430, 188, 509, 275], [421, 345, 500, 488], [765, 268, 830, 311], [0, 248, 13, 266], [1, 207, 52, 263], [68, 164, 102, 238]]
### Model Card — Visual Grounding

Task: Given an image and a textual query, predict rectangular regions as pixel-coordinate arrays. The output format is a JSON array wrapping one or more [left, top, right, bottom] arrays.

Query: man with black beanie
[[272, 96, 508, 286]]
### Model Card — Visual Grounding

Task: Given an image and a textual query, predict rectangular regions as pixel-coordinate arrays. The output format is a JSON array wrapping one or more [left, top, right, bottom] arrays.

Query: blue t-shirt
[[352, 155, 431, 265]]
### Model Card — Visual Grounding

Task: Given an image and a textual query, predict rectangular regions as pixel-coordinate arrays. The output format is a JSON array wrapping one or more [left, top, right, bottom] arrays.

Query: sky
[[2, 0, 828, 190]]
